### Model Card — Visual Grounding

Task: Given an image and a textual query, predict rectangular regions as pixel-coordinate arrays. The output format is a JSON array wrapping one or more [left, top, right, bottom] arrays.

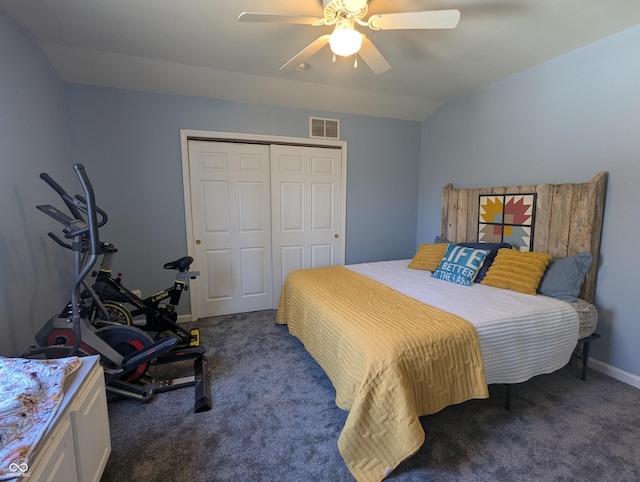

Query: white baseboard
[[589, 358, 640, 390]]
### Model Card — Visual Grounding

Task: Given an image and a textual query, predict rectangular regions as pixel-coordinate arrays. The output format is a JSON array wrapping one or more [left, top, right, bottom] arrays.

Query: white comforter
[[346, 260, 580, 385]]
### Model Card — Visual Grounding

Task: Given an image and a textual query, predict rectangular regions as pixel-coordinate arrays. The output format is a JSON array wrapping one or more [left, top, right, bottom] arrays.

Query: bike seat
[[163, 256, 193, 272]]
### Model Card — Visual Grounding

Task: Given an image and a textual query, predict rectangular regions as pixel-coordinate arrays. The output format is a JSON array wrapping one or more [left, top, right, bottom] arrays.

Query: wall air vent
[[309, 117, 340, 139]]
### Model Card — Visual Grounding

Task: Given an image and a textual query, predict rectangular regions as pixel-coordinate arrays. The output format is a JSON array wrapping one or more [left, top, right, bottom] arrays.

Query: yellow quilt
[[277, 266, 488, 482]]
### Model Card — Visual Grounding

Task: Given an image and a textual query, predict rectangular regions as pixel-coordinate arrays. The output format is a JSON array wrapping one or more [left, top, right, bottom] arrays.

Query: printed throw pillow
[[408, 243, 450, 271], [432, 244, 490, 286], [434, 236, 512, 282]]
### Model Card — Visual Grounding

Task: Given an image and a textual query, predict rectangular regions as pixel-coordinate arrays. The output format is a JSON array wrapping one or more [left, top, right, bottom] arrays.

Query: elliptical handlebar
[[40, 172, 84, 221], [40, 164, 103, 256], [72, 164, 100, 256], [47, 232, 73, 250], [74, 194, 108, 228]]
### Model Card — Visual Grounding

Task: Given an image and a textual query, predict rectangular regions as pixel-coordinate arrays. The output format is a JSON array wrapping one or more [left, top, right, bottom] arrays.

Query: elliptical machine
[[24, 164, 212, 413]]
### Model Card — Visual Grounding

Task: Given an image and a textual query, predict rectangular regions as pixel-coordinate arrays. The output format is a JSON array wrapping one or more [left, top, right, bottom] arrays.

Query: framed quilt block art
[[478, 193, 536, 251]]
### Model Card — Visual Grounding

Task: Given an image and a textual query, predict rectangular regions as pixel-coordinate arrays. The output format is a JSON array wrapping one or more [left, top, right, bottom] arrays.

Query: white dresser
[[13, 355, 112, 482]]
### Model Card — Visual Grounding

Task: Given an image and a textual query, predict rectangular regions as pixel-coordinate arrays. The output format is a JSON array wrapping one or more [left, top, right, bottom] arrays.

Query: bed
[[276, 173, 607, 482]]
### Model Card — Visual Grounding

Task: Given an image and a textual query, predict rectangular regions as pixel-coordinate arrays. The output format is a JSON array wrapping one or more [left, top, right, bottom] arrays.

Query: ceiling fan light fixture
[[329, 19, 362, 56]]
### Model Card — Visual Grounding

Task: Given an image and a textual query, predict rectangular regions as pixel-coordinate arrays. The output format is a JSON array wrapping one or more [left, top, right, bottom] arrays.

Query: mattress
[[571, 299, 599, 339], [346, 260, 581, 385]]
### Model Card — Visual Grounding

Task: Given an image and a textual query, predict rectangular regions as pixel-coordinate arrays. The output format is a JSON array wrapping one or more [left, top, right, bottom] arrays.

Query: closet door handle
[[195, 240, 201, 245]]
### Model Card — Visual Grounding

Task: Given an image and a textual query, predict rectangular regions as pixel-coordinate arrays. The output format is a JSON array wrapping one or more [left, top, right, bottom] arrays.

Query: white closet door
[[188, 140, 272, 317], [270, 144, 343, 307]]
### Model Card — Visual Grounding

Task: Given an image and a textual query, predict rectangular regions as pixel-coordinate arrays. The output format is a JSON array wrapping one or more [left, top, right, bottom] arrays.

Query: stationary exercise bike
[[88, 242, 202, 348], [25, 164, 212, 412], [50, 233, 202, 348]]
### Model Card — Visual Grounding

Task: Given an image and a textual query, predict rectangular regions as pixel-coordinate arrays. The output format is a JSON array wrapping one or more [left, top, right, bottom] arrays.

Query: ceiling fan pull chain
[[354, 54, 358, 69], [332, 53, 337, 63]]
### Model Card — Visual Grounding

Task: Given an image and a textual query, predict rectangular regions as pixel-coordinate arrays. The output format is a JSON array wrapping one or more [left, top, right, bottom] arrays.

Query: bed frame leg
[[504, 384, 511, 411], [576, 333, 601, 381]]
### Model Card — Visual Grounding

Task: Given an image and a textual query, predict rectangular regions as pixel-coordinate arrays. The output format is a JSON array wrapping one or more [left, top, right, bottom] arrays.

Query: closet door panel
[[271, 145, 343, 307], [188, 140, 272, 317]]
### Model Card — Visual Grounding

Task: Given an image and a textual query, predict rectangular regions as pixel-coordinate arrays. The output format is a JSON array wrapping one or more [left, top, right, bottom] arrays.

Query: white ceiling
[[1, 0, 639, 121]]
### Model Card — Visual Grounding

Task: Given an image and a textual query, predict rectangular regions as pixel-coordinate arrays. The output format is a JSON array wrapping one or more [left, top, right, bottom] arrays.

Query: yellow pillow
[[481, 248, 552, 295], [408, 243, 450, 271]]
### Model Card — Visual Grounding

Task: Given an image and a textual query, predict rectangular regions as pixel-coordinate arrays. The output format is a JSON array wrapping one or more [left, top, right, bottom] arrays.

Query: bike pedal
[[189, 328, 201, 347]]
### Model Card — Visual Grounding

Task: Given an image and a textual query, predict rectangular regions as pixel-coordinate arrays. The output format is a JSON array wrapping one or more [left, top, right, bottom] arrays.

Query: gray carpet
[[100, 310, 640, 481]]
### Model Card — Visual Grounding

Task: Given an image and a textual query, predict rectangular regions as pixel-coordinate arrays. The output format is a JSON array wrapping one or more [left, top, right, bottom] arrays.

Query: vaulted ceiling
[[1, 0, 639, 121]]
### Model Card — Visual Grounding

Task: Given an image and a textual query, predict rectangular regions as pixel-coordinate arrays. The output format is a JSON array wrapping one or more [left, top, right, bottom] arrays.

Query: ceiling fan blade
[[368, 9, 461, 30], [280, 35, 331, 71], [358, 36, 391, 75], [238, 12, 325, 26]]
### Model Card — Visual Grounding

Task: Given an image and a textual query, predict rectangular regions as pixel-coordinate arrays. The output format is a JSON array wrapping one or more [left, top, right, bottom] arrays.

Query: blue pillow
[[434, 236, 511, 282], [434, 235, 449, 244], [432, 244, 490, 286], [538, 252, 592, 301]]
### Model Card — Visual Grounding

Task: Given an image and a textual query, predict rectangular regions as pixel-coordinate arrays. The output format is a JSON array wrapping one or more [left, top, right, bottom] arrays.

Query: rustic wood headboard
[[440, 172, 608, 303]]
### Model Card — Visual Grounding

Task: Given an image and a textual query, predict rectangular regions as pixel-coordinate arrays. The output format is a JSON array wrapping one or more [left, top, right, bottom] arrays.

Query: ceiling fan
[[238, 0, 460, 75]]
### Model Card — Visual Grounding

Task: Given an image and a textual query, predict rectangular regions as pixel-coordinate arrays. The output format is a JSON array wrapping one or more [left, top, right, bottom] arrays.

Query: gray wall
[[0, 11, 73, 356], [62, 86, 421, 307], [418, 26, 640, 380]]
